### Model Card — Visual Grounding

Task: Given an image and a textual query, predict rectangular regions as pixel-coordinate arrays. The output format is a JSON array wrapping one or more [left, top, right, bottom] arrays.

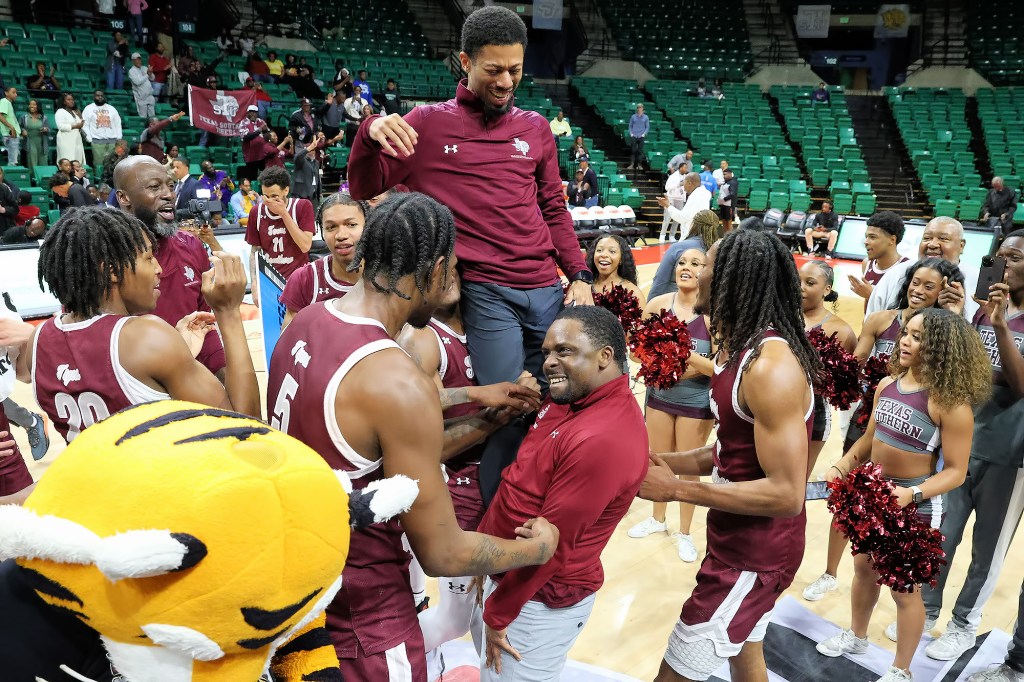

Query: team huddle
[[1, 5, 1023, 682]]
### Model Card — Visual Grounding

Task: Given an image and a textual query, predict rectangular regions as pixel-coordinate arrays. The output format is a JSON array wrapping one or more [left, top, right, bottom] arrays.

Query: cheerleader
[[816, 308, 990, 682], [586, 234, 647, 306], [803, 257, 965, 603], [626, 247, 713, 562]]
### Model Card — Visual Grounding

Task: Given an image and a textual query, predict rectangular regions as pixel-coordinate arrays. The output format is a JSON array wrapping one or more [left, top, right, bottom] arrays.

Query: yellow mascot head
[[0, 401, 417, 682]]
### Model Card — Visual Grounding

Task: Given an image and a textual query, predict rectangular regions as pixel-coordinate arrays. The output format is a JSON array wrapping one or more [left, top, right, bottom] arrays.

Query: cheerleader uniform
[[645, 305, 713, 420]]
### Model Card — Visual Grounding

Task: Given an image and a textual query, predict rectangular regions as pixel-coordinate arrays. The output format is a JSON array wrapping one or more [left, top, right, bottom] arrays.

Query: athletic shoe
[[26, 413, 49, 461], [673, 533, 698, 562], [802, 573, 838, 601], [876, 666, 913, 681], [926, 621, 977, 660], [816, 629, 869, 657], [968, 664, 1024, 681], [884, 616, 936, 642], [415, 596, 430, 614], [627, 517, 667, 538]]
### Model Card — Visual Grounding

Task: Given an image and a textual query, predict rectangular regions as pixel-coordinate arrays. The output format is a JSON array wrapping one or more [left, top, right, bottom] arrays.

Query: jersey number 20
[[54, 391, 111, 441]]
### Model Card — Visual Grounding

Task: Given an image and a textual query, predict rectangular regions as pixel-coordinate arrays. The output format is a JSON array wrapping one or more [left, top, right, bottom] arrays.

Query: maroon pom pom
[[593, 285, 644, 336], [808, 327, 861, 410], [628, 310, 692, 389], [853, 353, 892, 431], [827, 463, 947, 592]]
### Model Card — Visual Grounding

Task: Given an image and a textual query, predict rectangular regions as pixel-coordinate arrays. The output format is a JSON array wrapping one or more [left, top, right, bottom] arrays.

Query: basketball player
[[266, 192, 558, 681], [281, 192, 366, 329], [113, 155, 227, 376], [399, 273, 542, 658], [246, 165, 317, 297], [921, 230, 1024, 661], [17, 207, 260, 444], [478, 306, 649, 680], [639, 230, 821, 682], [848, 211, 908, 310]]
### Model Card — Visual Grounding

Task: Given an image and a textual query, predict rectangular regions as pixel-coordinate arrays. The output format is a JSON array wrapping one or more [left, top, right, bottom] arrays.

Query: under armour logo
[[444, 145, 458, 154], [447, 580, 468, 594], [550, 430, 559, 439], [455, 477, 471, 485], [290, 340, 311, 368], [442, 337, 451, 345], [318, 287, 331, 296], [57, 363, 81, 386]]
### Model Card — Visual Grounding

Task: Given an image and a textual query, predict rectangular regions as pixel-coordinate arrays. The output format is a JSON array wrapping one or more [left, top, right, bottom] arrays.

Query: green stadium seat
[[748, 190, 768, 212], [768, 191, 789, 210], [854, 194, 876, 216], [934, 199, 958, 217], [790, 192, 811, 212], [832, 193, 853, 214], [959, 199, 984, 222]]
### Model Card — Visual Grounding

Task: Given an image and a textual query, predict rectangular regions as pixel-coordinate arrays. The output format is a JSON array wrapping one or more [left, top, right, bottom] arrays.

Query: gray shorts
[[479, 578, 595, 681]]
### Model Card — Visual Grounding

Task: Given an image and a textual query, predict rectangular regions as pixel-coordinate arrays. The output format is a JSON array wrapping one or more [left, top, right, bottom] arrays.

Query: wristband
[[831, 465, 845, 477]]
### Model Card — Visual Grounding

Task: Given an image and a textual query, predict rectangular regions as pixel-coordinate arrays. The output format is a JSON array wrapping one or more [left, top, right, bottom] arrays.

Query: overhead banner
[[795, 5, 831, 39], [533, 0, 563, 30], [875, 3, 911, 38], [187, 85, 258, 137]]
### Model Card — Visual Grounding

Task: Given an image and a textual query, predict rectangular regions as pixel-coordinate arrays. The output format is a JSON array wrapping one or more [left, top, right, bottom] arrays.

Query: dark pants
[[719, 203, 735, 225], [460, 281, 563, 504], [630, 136, 645, 166]]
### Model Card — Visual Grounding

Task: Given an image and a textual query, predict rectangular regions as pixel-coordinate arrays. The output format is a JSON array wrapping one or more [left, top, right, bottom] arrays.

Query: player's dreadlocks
[[353, 191, 455, 300], [37, 206, 150, 318], [709, 229, 822, 379]]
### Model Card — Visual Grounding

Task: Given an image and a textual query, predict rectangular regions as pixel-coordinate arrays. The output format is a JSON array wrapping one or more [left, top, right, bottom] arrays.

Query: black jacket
[[0, 182, 17, 233]]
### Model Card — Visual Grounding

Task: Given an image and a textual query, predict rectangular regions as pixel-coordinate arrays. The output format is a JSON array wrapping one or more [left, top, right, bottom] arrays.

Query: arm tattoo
[[439, 387, 469, 411], [465, 536, 528, 575]]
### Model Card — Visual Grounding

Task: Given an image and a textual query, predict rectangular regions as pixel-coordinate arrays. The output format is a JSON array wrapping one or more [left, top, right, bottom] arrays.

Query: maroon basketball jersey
[[864, 256, 909, 287], [279, 255, 354, 313], [974, 309, 1024, 387], [429, 318, 483, 468], [32, 315, 170, 443], [245, 197, 316, 280], [707, 330, 813, 573], [152, 231, 225, 375], [266, 302, 418, 659]]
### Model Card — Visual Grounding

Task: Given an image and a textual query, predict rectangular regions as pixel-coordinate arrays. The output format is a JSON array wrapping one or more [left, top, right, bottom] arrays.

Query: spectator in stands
[[289, 97, 320, 144], [71, 160, 90, 190], [572, 134, 588, 162], [713, 159, 728, 186], [265, 51, 284, 82], [983, 176, 1017, 235], [198, 159, 235, 207], [549, 109, 571, 137], [97, 184, 112, 204], [667, 151, 687, 174], [1, 215, 45, 244], [378, 78, 402, 116], [230, 177, 257, 227], [148, 43, 171, 101], [105, 31, 129, 91], [353, 69, 373, 106], [0, 87, 20, 166], [699, 161, 718, 195], [128, 0, 148, 45], [244, 77, 272, 119], [81, 90, 123, 170], [718, 167, 738, 225], [247, 52, 273, 84], [216, 28, 236, 55], [140, 111, 185, 162], [238, 32, 256, 58], [318, 90, 345, 142], [567, 169, 592, 208], [342, 87, 367, 148], [579, 158, 599, 207], [171, 156, 200, 209], [658, 163, 686, 241], [14, 191, 39, 227], [101, 139, 129, 186], [260, 129, 292, 168], [57, 158, 72, 177], [812, 82, 831, 105], [54, 93, 86, 165], [0, 170, 17, 236], [19, 99, 49, 172], [25, 62, 61, 101], [627, 103, 649, 170], [239, 105, 269, 180], [291, 132, 328, 202], [658, 171, 711, 242], [50, 172, 91, 212], [805, 200, 839, 258], [176, 44, 196, 76]]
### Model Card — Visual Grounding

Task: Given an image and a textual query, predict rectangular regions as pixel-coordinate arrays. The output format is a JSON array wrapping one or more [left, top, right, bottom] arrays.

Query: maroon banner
[[186, 85, 258, 137]]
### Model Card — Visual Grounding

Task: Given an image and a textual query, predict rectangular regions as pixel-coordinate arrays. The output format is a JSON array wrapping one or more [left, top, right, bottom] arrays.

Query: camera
[[175, 198, 223, 226]]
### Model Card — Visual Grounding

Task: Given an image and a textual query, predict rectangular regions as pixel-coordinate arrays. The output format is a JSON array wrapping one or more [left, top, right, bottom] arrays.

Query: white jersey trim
[[429, 318, 467, 344], [323, 337, 400, 479], [311, 256, 354, 306], [429, 325, 449, 381], [110, 317, 171, 404], [715, 336, 814, 426]]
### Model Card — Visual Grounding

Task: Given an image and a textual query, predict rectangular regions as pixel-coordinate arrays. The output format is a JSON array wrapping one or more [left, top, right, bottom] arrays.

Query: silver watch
[[910, 485, 924, 504]]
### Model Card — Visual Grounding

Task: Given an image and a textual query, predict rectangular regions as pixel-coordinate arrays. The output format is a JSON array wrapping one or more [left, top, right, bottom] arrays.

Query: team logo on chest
[[511, 137, 532, 159], [290, 340, 311, 368], [57, 364, 81, 386], [183, 265, 196, 283]]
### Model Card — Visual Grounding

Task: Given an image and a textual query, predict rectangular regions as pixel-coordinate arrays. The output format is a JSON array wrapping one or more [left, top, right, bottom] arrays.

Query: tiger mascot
[[0, 401, 418, 682]]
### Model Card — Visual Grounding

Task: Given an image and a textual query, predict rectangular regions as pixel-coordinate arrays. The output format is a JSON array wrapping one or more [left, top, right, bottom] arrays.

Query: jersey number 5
[[270, 374, 299, 432], [54, 391, 111, 441]]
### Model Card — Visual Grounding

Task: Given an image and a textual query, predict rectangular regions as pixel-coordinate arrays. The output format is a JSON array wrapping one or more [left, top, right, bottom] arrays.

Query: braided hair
[[354, 192, 456, 299], [805, 259, 840, 305], [709, 230, 822, 378], [685, 209, 724, 250], [316, 191, 368, 235], [37, 206, 150, 318]]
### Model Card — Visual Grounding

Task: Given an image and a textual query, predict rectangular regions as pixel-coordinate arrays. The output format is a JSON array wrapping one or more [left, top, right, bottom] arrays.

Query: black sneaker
[[415, 596, 430, 613]]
